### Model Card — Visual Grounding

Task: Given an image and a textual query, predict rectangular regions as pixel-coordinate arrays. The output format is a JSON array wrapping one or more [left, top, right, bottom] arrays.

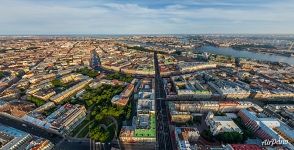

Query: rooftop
[[134, 114, 156, 138]]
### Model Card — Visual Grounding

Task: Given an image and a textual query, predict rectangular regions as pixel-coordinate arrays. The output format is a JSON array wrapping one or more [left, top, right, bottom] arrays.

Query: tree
[[19, 88, 26, 96], [95, 114, 104, 121], [0, 71, 4, 79], [89, 123, 116, 142], [91, 110, 96, 117], [51, 79, 64, 87], [215, 112, 226, 116], [201, 129, 214, 142], [233, 117, 255, 141], [76, 67, 99, 78], [86, 100, 93, 107], [89, 126, 111, 142], [79, 84, 125, 142], [127, 46, 149, 52], [216, 132, 243, 143], [175, 51, 182, 55], [27, 96, 45, 107], [192, 116, 202, 125], [105, 72, 133, 83], [124, 104, 132, 120]]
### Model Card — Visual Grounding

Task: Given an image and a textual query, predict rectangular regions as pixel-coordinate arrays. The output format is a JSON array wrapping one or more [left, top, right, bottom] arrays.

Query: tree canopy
[[51, 79, 64, 87], [105, 72, 133, 83], [76, 67, 99, 78], [27, 95, 45, 107], [77, 84, 134, 142], [215, 132, 243, 144]]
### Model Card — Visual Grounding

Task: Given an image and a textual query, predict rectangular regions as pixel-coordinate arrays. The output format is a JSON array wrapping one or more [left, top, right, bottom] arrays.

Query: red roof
[[230, 144, 262, 150]]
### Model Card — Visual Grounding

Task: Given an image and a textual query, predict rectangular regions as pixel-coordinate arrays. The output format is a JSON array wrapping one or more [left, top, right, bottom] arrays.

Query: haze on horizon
[[1, 0, 294, 35]]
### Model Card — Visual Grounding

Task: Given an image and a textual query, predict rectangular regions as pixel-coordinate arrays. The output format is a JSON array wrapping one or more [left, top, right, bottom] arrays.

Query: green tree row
[[233, 117, 255, 141], [127, 46, 149, 51], [201, 130, 244, 144], [51, 79, 65, 88], [76, 67, 99, 78], [215, 131, 244, 143], [27, 95, 45, 107], [105, 72, 133, 83]]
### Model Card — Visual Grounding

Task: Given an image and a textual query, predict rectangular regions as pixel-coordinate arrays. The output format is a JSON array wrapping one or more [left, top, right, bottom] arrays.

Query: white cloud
[[0, 0, 293, 34]]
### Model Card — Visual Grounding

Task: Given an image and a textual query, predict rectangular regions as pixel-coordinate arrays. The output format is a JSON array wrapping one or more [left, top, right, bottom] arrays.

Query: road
[[0, 112, 64, 144], [0, 113, 112, 150], [57, 138, 111, 150], [74, 120, 94, 138], [119, 143, 157, 150], [153, 52, 173, 150]]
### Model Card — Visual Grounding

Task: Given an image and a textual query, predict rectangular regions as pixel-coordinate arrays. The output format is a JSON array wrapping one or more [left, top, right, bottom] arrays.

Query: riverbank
[[197, 46, 294, 66]]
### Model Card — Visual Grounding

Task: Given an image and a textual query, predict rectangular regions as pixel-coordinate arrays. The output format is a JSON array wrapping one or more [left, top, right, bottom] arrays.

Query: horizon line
[[1, 33, 294, 36]]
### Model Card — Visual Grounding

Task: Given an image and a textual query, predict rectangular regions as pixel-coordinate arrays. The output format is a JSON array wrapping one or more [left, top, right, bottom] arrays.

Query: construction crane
[[288, 42, 294, 51]]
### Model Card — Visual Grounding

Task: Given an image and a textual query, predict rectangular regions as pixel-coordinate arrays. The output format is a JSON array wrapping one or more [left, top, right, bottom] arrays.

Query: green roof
[[134, 114, 156, 137]]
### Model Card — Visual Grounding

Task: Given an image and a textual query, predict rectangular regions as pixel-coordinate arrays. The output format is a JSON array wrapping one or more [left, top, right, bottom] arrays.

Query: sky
[[0, 0, 294, 35]]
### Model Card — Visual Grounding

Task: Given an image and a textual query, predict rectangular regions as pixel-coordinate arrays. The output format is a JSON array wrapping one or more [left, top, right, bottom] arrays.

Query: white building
[[205, 112, 242, 136]]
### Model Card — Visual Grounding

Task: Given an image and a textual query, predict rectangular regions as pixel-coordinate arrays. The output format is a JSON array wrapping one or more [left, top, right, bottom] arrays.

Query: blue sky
[[1, 0, 294, 35]]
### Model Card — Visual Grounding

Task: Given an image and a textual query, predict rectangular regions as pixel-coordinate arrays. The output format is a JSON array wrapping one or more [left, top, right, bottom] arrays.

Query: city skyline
[[1, 1, 294, 150], [1, 34, 294, 150], [1, 0, 294, 35]]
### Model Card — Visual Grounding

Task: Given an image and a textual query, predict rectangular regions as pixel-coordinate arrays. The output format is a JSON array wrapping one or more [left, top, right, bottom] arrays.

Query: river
[[198, 46, 294, 65]]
